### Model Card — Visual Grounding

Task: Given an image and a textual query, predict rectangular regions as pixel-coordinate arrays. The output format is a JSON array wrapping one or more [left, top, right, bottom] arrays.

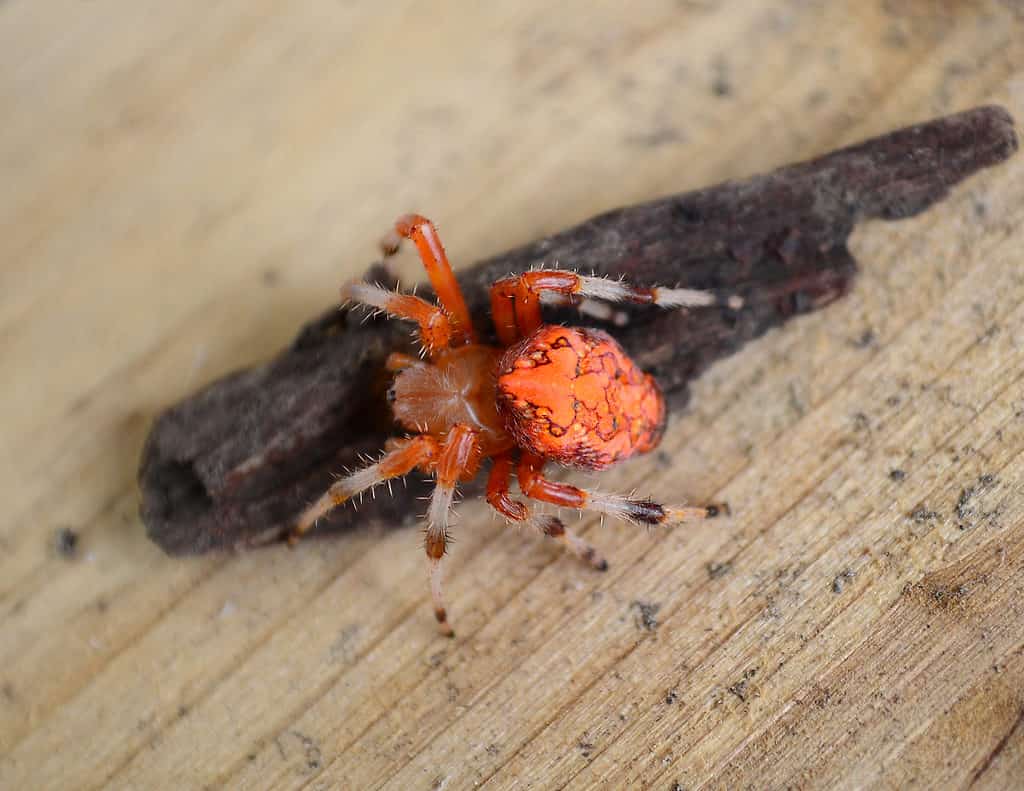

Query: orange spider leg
[[426, 424, 481, 637], [381, 213, 477, 345], [289, 435, 440, 544], [517, 453, 723, 527], [486, 452, 607, 570], [490, 271, 579, 345], [489, 281, 520, 347], [485, 452, 528, 521], [385, 351, 423, 371], [490, 269, 743, 344], [344, 282, 455, 356]]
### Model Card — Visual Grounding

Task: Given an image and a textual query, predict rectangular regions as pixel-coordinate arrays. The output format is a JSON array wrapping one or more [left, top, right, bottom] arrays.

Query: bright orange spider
[[290, 214, 740, 635]]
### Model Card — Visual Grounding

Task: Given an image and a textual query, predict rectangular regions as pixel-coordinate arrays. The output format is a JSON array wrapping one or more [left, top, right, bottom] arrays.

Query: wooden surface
[[2, 2, 1024, 789]]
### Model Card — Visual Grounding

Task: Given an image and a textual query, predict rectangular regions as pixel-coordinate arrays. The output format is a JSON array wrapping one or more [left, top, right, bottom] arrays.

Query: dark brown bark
[[139, 105, 1017, 555]]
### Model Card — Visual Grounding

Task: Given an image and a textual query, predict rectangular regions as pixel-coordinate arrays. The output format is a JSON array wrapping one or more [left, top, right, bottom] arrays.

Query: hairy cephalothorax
[[290, 214, 740, 635]]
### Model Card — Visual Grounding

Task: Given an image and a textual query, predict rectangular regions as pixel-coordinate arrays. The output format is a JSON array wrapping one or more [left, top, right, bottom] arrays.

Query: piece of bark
[[139, 105, 1018, 555]]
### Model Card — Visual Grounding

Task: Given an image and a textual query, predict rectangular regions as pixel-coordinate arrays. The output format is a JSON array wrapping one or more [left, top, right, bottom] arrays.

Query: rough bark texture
[[138, 105, 1018, 555]]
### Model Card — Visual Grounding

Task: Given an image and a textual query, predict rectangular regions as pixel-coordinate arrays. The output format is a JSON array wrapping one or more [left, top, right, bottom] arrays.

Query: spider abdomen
[[495, 325, 665, 470]]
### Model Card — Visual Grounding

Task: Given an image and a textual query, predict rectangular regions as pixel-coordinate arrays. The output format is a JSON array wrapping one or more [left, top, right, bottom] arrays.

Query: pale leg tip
[[434, 608, 455, 637], [581, 546, 609, 571], [706, 502, 731, 518]]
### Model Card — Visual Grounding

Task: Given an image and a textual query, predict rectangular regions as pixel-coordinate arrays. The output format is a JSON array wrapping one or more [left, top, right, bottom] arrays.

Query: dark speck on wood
[[707, 560, 732, 579], [631, 600, 662, 632], [53, 527, 79, 559], [910, 505, 940, 523]]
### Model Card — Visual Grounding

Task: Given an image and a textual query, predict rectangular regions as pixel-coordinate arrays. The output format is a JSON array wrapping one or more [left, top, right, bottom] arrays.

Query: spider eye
[[386, 386, 397, 404]]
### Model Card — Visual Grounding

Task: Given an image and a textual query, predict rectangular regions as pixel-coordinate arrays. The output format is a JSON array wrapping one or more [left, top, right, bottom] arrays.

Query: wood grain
[[2, 2, 1023, 789]]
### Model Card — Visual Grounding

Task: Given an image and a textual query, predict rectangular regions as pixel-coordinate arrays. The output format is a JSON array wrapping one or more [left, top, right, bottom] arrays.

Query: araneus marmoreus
[[289, 214, 741, 636]]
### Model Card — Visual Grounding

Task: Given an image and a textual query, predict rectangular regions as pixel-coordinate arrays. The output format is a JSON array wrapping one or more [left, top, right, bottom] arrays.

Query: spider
[[290, 214, 740, 636]]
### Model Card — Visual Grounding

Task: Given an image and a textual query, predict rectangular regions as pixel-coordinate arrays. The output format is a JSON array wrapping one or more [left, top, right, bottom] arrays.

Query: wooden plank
[[1, 2, 1022, 789]]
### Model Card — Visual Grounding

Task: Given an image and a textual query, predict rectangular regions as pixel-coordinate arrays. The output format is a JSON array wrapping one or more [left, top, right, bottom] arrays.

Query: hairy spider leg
[[485, 451, 607, 571], [426, 424, 481, 637], [381, 213, 478, 345], [490, 269, 743, 345], [288, 435, 440, 544], [517, 453, 723, 527], [343, 283, 456, 356]]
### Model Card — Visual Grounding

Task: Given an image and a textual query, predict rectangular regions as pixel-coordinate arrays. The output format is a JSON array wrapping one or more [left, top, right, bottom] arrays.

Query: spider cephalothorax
[[290, 214, 739, 635]]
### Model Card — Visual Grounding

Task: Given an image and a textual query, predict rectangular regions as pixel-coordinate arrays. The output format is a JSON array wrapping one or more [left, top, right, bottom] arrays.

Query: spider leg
[[542, 293, 630, 326], [486, 451, 607, 570], [380, 213, 477, 344], [517, 453, 725, 527], [385, 351, 424, 371], [343, 282, 456, 356], [490, 269, 743, 346], [489, 278, 524, 347], [425, 424, 481, 637], [288, 435, 439, 545]]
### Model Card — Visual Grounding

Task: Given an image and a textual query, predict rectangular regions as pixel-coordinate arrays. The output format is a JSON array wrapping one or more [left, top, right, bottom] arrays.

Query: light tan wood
[[2, 2, 1023, 788]]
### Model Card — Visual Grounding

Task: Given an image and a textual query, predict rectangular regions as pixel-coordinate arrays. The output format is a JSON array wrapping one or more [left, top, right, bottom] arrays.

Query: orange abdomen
[[495, 326, 665, 470]]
